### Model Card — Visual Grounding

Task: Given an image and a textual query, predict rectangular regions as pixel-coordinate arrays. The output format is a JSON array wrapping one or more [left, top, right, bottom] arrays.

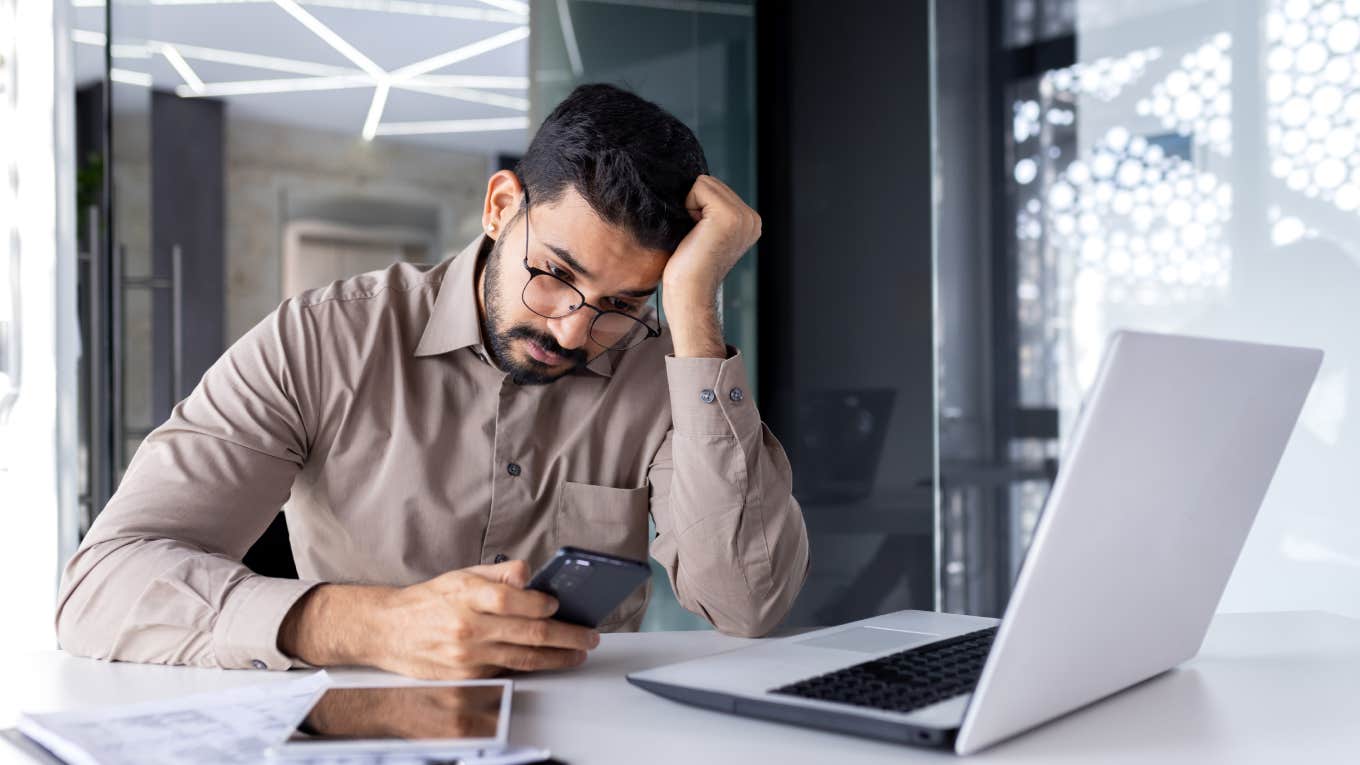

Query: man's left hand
[[662, 174, 762, 306]]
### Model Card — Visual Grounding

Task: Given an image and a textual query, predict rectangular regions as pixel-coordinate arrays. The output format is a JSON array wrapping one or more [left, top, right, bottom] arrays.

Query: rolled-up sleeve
[[647, 348, 810, 637], [55, 300, 323, 669]]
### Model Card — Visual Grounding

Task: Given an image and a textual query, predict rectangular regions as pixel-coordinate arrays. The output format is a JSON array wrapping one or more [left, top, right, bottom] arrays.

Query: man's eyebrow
[[544, 242, 657, 299], [545, 243, 592, 278], [618, 285, 658, 299]]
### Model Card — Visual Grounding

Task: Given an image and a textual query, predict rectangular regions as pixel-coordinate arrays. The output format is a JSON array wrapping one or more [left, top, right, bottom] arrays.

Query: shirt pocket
[[554, 481, 651, 632]]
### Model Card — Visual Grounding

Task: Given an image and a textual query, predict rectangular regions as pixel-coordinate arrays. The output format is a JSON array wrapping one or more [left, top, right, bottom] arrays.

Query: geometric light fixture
[[71, 0, 531, 141]]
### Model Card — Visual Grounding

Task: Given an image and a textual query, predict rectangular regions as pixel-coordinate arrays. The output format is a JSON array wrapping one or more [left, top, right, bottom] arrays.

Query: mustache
[[505, 325, 588, 365]]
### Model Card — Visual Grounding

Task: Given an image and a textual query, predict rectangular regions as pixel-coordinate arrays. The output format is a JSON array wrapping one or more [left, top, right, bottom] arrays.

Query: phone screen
[[283, 684, 506, 744]]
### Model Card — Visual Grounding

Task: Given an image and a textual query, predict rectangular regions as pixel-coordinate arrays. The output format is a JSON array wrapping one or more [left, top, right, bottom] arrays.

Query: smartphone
[[527, 547, 650, 628]]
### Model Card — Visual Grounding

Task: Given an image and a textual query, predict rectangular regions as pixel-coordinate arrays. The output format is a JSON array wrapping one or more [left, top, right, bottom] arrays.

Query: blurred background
[[2, 0, 1357, 655]]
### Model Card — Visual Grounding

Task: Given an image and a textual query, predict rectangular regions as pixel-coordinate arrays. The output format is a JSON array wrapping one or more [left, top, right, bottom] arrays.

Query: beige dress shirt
[[55, 236, 809, 670]]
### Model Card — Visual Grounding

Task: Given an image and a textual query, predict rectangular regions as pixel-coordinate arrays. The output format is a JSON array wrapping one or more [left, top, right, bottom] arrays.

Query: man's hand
[[278, 560, 600, 680], [663, 175, 762, 359]]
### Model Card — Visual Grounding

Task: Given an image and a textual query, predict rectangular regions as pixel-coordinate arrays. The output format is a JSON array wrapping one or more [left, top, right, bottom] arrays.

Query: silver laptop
[[629, 331, 1322, 755]]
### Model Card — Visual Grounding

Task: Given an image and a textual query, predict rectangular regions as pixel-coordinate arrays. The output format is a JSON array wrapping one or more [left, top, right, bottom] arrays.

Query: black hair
[[515, 83, 709, 253]]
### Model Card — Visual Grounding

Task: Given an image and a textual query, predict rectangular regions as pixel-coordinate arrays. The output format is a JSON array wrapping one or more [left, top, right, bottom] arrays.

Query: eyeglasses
[[518, 200, 661, 351]]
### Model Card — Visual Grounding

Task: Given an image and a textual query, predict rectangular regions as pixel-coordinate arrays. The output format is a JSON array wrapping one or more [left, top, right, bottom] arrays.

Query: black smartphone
[[527, 547, 650, 628]]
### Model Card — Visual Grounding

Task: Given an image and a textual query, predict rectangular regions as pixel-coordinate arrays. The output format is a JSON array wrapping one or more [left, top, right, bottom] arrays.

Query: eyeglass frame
[[517, 194, 662, 351]]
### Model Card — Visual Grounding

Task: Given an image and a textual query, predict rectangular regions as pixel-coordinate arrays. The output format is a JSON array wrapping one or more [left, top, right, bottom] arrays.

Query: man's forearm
[[653, 345, 810, 637], [278, 583, 394, 666], [663, 289, 727, 359]]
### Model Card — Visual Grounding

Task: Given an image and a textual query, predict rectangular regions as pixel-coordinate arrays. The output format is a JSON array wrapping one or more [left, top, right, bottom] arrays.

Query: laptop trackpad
[[797, 626, 941, 653]]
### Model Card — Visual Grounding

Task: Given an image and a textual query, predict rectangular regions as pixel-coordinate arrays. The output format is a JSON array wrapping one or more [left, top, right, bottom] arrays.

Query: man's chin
[[505, 353, 574, 385]]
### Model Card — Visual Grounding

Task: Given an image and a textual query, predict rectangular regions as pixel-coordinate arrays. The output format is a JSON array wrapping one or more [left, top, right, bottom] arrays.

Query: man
[[56, 84, 808, 679]]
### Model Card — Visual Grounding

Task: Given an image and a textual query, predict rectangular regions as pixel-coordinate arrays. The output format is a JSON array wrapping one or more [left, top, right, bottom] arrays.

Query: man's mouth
[[523, 338, 567, 365]]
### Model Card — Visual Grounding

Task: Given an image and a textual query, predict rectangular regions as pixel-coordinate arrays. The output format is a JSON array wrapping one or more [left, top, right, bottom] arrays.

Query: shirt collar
[[413, 234, 618, 379], [414, 235, 490, 358]]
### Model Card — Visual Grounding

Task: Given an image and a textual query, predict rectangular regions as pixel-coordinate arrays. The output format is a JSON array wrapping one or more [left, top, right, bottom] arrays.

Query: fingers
[[460, 559, 532, 587], [442, 561, 557, 618], [688, 174, 742, 208], [474, 644, 588, 674], [461, 577, 559, 619], [685, 181, 706, 221], [477, 613, 600, 652], [685, 175, 760, 236]]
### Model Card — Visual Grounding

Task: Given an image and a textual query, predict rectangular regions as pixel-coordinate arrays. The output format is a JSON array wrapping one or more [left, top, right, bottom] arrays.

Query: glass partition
[[939, 0, 1360, 619], [530, 0, 757, 630]]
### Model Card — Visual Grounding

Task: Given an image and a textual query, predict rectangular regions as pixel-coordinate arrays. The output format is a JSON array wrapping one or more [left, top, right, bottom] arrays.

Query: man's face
[[478, 186, 669, 385]]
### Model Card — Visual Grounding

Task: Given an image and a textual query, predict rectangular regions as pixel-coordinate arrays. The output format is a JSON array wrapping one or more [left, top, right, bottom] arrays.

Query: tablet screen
[[283, 683, 507, 744]]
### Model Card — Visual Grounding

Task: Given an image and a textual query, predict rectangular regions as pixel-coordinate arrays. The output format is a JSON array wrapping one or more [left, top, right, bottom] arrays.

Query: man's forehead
[[530, 188, 668, 292]]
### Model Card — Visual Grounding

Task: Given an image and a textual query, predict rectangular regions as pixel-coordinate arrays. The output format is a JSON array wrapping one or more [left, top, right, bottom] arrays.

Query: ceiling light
[[574, 0, 753, 16], [391, 26, 529, 81], [394, 83, 528, 111], [406, 74, 527, 89], [170, 42, 356, 77], [376, 116, 529, 135], [556, 0, 584, 76], [362, 81, 390, 141], [73, 0, 526, 21], [71, 31, 152, 59], [311, 0, 523, 22], [470, 0, 529, 14], [111, 69, 153, 87], [156, 43, 206, 94], [175, 74, 372, 97], [272, 0, 386, 78]]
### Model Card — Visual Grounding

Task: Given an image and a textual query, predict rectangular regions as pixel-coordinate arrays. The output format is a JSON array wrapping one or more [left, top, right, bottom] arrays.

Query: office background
[[2, 0, 1357, 656]]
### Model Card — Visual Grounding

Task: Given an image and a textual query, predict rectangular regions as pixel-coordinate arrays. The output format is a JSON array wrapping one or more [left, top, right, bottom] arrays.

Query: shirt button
[[506, 462, 522, 477], [729, 387, 744, 402], [251, 659, 267, 670], [493, 553, 508, 564], [699, 389, 716, 404]]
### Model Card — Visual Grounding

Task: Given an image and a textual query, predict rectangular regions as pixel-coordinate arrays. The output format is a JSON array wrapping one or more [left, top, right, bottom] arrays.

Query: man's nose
[[548, 309, 593, 351]]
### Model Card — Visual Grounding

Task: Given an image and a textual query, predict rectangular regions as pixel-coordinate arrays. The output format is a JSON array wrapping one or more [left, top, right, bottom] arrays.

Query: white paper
[[17, 671, 330, 765], [458, 748, 551, 765], [15, 672, 548, 765]]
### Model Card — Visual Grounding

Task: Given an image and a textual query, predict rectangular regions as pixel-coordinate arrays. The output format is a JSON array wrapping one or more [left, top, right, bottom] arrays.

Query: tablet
[[266, 679, 512, 759]]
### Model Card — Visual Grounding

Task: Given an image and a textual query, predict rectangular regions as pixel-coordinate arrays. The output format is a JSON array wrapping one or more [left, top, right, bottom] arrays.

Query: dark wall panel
[[758, 0, 936, 626], [151, 91, 225, 418]]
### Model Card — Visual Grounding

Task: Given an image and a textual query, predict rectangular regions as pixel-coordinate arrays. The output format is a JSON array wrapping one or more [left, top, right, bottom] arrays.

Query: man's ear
[[482, 170, 524, 240]]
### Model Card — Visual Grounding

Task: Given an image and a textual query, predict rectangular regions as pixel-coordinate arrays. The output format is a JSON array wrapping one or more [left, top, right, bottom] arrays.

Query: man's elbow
[[712, 559, 811, 638], [714, 604, 787, 639], [54, 579, 109, 661]]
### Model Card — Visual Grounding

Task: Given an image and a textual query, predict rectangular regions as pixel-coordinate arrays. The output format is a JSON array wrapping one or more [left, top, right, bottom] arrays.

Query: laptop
[[629, 331, 1322, 755]]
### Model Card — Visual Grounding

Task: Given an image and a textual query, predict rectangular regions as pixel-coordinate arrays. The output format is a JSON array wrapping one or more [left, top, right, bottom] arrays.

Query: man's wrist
[[278, 583, 393, 667], [662, 278, 719, 309], [663, 284, 726, 359]]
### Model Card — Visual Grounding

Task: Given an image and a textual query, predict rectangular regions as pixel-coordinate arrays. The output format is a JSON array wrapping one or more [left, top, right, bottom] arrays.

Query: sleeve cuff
[[665, 348, 759, 436], [213, 575, 322, 670]]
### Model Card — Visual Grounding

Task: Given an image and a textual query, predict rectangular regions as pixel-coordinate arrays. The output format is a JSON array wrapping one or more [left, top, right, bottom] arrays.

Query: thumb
[[684, 176, 710, 222], [462, 559, 532, 587]]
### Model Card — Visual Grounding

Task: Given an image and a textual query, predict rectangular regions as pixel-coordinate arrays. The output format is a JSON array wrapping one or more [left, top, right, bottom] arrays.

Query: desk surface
[[3, 611, 1358, 764]]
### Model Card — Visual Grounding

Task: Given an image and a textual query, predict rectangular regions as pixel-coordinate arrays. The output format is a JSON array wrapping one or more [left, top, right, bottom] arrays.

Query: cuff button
[[251, 659, 268, 670], [699, 388, 717, 404]]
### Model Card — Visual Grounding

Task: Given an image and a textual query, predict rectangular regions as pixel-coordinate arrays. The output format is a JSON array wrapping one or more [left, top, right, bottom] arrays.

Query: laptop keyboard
[[771, 627, 998, 715]]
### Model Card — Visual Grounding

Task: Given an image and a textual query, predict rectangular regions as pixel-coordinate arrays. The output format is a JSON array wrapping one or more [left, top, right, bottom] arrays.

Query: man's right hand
[[278, 560, 601, 679]]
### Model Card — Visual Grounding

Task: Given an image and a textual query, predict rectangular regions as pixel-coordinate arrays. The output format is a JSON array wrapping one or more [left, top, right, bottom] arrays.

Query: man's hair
[[515, 83, 708, 253]]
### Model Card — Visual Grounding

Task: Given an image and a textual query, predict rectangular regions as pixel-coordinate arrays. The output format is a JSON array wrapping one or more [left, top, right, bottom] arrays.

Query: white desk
[[3, 611, 1358, 764]]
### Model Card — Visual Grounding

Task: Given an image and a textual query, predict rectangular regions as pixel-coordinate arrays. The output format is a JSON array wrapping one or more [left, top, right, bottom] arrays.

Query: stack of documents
[[12, 672, 548, 765]]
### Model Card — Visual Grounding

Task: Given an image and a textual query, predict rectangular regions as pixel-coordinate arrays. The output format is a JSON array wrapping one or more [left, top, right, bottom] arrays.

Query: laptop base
[[626, 676, 958, 750]]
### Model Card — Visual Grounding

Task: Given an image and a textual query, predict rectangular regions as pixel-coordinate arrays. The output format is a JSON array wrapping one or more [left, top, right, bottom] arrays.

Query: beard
[[480, 233, 589, 385]]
